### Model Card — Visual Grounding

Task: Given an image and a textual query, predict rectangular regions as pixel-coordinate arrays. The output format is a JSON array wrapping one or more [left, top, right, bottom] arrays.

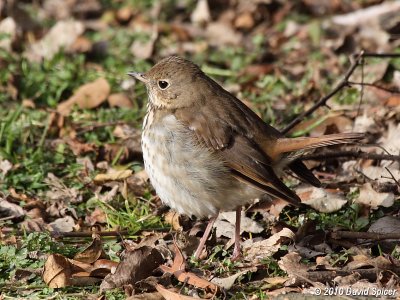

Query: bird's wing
[[174, 105, 301, 206]]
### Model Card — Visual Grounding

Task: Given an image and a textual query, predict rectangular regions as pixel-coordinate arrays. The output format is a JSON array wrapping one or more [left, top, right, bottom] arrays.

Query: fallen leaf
[[25, 20, 84, 61], [165, 211, 183, 231], [0, 198, 25, 219], [234, 12, 254, 30], [205, 22, 242, 46], [43, 254, 72, 288], [297, 187, 347, 213], [94, 169, 133, 183], [44, 173, 82, 203], [108, 93, 133, 108], [130, 26, 158, 60], [278, 252, 309, 285], [0, 17, 17, 51], [368, 216, 400, 235], [160, 243, 218, 292], [127, 292, 164, 300], [48, 216, 75, 232], [0, 159, 12, 177], [57, 78, 110, 116], [332, 2, 400, 27], [156, 285, 196, 300], [100, 246, 164, 291], [355, 182, 394, 209], [214, 211, 263, 239], [383, 95, 400, 107], [380, 122, 400, 155], [74, 234, 108, 264], [211, 267, 256, 290], [190, 0, 211, 24], [243, 228, 295, 261]]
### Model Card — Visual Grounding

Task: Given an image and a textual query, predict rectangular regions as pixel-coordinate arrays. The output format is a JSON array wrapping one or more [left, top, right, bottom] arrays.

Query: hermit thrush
[[129, 56, 363, 259]]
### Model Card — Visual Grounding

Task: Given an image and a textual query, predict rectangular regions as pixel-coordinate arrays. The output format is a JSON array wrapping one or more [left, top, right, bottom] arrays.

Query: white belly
[[141, 114, 256, 218]]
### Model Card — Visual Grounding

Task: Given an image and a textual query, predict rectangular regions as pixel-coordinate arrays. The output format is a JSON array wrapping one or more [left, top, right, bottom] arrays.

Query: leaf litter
[[1, 0, 400, 298]]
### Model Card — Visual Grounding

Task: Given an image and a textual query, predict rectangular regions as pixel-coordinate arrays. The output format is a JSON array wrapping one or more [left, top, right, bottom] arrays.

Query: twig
[[348, 81, 400, 94], [4, 228, 170, 238], [300, 150, 400, 162], [281, 51, 364, 134], [331, 231, 400, 240], [362, 53, 400, 58], [385, 167, 400, 188]]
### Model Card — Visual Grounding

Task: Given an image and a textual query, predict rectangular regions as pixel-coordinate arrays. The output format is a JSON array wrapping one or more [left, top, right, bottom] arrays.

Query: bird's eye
[[158, 80, 169, 90]]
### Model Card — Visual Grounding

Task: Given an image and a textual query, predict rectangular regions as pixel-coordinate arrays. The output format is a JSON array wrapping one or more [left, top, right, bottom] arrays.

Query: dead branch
[[5, 228, 170, 238], [348, 81, 400, 94], [362, 53, 400, 58], [281, 51, 365, 135], [331, 231, 400, 241], [300, 150, 400, 162]]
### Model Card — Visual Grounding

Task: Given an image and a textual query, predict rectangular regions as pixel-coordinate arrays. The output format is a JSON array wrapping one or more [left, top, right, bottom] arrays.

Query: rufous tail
[[271, 133, 364, 158]]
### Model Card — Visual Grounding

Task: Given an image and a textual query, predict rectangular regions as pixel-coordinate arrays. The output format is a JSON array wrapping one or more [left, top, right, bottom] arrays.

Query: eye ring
[[158, 80, 169, 90]]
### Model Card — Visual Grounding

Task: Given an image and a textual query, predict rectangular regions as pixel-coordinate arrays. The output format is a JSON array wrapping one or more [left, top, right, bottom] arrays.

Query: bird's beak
[[127, 72, 148, 83]]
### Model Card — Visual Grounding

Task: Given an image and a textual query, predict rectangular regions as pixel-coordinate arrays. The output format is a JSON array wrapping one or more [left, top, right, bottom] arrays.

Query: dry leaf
[[74, 234, 107, 264], [211, 267, 256, 290], [26, 20, 84, 61], [0, 198, 25, 219], [205, 22, 242, 46], [243, 228, 294, 261], [355, 183, 394, 209], [57, 78, 110, 116], [130, 27, 158, 60], [278, 252, 308, 285], [156, 285, 196, 300], [297, 187, 347, 213], [190, 0, 211, 24], [43, 254, 72, 288], [0, 159, 12, 177], [94, 169, 133, 183], [48, 216, 75, 232], [164, 211, 183, 231], [0, 17, 17, 51], [160, 243, 218, 292], [108, 93, 133, 108], [100, 246, 164, 291], [214, 211, 263, 239]]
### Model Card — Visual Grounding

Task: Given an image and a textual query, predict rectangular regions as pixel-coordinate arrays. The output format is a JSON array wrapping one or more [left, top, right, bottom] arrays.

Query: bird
[[128, 56, 363, 260]]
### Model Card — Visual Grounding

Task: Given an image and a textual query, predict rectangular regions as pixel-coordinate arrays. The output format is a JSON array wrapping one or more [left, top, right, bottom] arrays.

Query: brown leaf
[[297, 187, 347, 213], [156, 285, 197, 300], [130, 27, 158, 60], [160, 243, 219, 292], [355, 183, 394, 209], [211, 267, 256, 290], [385, 95, 400, 107], [25, 20, 84, 61], [93, 169, 133, 183], [100, 246, 164, 291], [0, 158, 12, 177], [0, 17, 17, 52], [164, 211, 183, 231], [243, 228, 294, 262], [0, 198, 25, 219], [108, 93, 133, 108], [74, 234, 108, 264], [43, 254, 72, 288], [190, 0, 211, 24], [57, 78, 110, 116]]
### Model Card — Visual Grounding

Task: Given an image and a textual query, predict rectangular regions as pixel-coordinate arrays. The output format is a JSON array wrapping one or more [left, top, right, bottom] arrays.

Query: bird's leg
[[193, 213, 218, 259], [231, 206, 242, 261]]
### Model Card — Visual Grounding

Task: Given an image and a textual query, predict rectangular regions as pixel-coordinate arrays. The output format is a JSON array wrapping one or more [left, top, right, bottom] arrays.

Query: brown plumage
[[129, 56, 363, 259]]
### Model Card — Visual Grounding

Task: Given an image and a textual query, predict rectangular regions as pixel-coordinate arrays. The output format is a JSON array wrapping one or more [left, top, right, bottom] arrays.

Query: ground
[[0, 0, 400, 299]]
